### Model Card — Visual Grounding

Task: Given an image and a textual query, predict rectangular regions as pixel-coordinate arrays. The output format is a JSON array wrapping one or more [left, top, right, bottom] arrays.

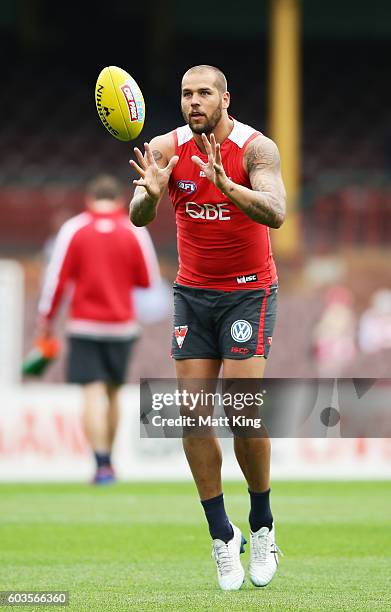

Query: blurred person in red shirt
[[36, 175, 161, 483]]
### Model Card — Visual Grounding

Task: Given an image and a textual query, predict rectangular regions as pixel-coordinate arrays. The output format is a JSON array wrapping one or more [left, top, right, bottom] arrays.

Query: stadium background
[[1, 3, 391, 610], [0, 0, 390, 476]]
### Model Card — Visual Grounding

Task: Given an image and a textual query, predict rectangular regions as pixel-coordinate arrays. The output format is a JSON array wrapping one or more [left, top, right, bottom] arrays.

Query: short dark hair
[[183, 65, 228, 94], [86, 175, 122, 200]]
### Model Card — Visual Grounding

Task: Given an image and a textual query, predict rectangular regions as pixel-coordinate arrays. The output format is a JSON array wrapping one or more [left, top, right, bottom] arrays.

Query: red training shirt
[[38, 208, 159, 339], [168, 118, 277, 291]]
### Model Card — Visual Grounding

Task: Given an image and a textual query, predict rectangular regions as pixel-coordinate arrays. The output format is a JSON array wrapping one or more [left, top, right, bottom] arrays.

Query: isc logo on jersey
[[185, 202, 230, 221]]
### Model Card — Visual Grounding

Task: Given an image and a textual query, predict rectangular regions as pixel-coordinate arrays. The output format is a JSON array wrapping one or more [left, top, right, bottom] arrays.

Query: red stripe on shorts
[[255, 286, 271, 356]]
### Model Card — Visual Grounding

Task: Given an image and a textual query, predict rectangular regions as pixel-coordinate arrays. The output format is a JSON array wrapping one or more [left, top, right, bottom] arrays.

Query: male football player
[[129, 65, 286, 590]]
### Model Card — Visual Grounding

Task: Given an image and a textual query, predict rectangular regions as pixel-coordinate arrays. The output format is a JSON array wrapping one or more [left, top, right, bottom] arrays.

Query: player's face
[[181, 72, 228, 135]]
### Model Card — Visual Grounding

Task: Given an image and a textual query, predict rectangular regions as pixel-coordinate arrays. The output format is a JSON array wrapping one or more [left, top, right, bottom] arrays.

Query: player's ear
[[222, 91, 230, 110]]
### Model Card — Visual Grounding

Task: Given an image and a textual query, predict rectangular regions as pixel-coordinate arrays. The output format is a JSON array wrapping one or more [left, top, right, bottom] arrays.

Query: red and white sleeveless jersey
[[168, 118, 277, 291]]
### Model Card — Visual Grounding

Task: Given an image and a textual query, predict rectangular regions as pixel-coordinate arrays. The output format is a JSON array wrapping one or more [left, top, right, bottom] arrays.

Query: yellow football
[[95, 66, 145, 141]]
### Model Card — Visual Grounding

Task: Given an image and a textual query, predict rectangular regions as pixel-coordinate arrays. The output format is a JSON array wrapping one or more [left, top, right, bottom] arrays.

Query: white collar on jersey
[[176, 118, 256, 149]]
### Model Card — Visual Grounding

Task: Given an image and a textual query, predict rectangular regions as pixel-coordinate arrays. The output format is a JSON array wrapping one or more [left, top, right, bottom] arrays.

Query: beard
[[183, 103, 223, 135]]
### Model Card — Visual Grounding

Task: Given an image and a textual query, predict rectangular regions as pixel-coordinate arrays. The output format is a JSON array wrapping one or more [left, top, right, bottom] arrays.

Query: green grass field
[[0, 481, 390, 611]]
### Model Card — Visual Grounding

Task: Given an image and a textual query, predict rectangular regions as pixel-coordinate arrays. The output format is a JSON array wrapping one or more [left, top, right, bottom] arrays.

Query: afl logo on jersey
[[177, 180, 197, 194]]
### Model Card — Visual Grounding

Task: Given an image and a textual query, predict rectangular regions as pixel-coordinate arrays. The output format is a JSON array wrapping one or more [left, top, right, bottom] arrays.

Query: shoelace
[[212, 542, 234, 575], [252, 533, 284, 562]]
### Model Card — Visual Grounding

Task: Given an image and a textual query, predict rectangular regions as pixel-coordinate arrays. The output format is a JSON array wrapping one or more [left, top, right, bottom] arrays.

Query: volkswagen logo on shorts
[[231, 320, 253, 343]]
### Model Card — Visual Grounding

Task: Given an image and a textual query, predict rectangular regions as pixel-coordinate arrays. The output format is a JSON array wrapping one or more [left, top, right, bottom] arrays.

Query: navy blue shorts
[[67, 336, 136, 385], [172, 283, 278, 360]]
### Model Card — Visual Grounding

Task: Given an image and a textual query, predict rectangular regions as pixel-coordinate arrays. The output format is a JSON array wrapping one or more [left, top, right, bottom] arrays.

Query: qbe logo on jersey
[[185, 202, 230, 221], [231, 320, 253, 343]]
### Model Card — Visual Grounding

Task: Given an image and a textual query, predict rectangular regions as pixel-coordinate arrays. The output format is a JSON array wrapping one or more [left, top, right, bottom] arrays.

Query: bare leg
[[176, 359, 222, 500], [223, 357, 270, 492], [82, 382, 110, 453], [106, 384, 120, 450], [233, 437, 271, 491]]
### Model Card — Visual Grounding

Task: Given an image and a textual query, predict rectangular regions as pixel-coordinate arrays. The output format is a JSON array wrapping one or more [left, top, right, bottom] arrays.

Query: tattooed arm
[[240, 135, 286, 228], [129, 133, 178, 226], [191, 133, 286, 228], [223, 135, 286, 228]]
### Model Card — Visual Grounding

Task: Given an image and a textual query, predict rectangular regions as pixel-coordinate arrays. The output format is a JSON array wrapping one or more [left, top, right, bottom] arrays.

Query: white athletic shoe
[[249, 523, 282, 587], [211, 523, 246, 591]]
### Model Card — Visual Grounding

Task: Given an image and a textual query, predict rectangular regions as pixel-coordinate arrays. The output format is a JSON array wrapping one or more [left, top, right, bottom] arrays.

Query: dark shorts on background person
[[172, 283, 278, 360], [67, 336, 136, 385]]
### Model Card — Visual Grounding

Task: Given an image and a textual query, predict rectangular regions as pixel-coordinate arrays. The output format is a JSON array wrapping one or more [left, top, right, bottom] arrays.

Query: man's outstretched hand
[[129, 142, 178, 202], [191, 133, 229, 193]]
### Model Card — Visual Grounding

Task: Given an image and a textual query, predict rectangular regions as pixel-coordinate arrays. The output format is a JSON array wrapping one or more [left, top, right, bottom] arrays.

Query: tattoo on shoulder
[[246, 139, 280, 173], [152, 150, 163, 161]]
